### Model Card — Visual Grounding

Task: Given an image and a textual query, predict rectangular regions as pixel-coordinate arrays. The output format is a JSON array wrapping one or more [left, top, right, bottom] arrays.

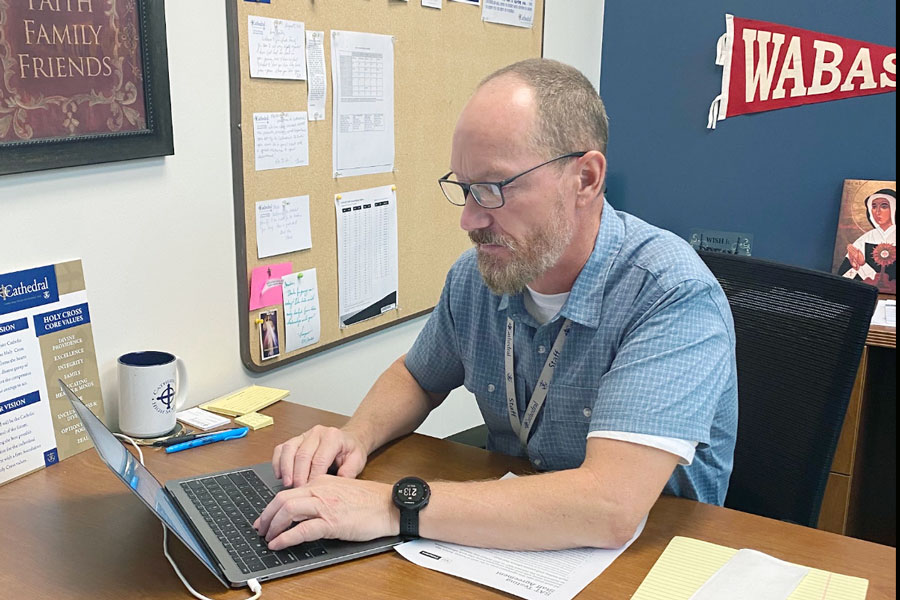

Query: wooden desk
[[819, 315, 896, 545], [2, 402, 895, 599]]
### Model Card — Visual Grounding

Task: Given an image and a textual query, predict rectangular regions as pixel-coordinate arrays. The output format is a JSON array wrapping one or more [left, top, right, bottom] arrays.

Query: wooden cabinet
[[818, 322, 896, 546]]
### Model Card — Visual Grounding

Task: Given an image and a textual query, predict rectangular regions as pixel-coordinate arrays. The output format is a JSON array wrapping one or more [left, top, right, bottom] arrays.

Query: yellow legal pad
[[632, 537, 868, 600], [200, 386, 289, 417]]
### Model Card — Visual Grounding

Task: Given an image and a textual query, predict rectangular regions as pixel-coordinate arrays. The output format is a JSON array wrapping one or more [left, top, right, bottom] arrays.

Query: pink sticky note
[[249, 263, 292, 310]]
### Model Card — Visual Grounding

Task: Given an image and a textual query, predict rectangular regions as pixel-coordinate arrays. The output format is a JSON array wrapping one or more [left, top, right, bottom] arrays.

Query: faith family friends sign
[[0, 260, 104, 487], [0, 0, 148, 141]]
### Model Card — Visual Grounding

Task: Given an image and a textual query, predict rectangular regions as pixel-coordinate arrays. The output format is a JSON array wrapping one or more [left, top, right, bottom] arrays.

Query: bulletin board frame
[[226, 0, 545, 372]]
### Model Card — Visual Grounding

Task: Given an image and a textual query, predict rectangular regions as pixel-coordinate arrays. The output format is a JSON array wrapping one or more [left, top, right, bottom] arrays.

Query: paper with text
[[422, 0, 442, 7], [632, 537, 869, 600], [871, 299, 896, 327], [249, 263, 292, 310], [396, 475, 645, 600], [305, 31, 327, 121], [482, 0, 535, 28], [335, 186, 399, 327], [253, 111, 309, 171], [248, 16, 306, 80], [331, 30, 395, 177], [282, 269, 321, 352], [256, 196, 312, 259], [1, 261, 105, 487]]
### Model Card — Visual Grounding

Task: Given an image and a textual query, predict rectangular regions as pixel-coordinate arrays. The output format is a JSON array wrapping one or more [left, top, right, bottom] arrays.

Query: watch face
[[394, 478, 429, 508]]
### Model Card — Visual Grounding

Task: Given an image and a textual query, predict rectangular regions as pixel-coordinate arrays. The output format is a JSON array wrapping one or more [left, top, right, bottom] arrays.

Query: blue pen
[[165, 426, 249, 454]]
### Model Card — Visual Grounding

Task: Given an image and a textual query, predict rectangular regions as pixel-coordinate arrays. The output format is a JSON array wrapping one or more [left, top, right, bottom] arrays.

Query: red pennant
[[708, 15, 896, 128]]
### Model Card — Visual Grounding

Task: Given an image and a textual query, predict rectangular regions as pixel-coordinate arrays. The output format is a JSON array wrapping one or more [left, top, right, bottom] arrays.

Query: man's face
[[450, 79, 575, 295], [870, 197, 893, 229]]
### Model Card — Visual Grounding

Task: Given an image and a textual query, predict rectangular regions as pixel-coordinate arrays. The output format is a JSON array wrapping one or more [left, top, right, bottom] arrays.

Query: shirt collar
[[497, 198, 625, 329]]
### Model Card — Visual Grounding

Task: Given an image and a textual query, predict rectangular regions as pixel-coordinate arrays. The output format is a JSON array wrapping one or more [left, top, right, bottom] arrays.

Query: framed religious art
[[0, 0, 173, 176], [831, 179, 897, 295]]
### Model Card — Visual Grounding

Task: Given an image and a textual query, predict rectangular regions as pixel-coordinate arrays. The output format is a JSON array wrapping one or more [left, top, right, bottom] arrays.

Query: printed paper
[[331, 31, 395, 177], [0, 261, 104, 487], [335, 186, 399, 327], [482, 0, 535, 28], [305, 31, 327, 121]]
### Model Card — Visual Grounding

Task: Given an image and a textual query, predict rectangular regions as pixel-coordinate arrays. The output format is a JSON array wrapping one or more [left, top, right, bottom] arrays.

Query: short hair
[[480, 58, 609, 158]]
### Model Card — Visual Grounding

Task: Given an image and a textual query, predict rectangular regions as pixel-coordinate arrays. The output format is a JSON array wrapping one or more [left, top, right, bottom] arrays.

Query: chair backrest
[[698, 251, 878, 527]]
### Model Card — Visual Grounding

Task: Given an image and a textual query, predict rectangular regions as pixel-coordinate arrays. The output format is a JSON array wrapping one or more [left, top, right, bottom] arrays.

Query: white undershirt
[[523, 286, 698, 465]]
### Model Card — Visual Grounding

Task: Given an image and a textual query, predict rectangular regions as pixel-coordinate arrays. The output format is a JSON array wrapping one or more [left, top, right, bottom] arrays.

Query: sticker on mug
[[259, 309, 280, 361]]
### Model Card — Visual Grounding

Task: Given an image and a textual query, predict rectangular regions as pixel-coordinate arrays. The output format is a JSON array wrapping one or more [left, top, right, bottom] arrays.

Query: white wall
[[543, 0, 605, 90], [1, 0, 602, 440]]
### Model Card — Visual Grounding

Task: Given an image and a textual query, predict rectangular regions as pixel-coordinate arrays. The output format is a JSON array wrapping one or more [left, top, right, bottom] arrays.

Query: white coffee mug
[[118, 351, 189, 438]]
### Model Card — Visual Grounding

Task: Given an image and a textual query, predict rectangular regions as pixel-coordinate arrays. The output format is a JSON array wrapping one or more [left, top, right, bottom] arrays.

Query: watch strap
[[399, 506, 419, 539]]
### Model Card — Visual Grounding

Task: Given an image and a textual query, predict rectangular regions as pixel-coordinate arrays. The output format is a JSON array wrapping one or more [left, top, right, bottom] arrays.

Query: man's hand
[[272, 425, 368, 488], [252, 476, 398, 550]]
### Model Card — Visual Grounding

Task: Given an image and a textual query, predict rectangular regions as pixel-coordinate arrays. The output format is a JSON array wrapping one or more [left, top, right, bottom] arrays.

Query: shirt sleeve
[[404, 268, 466, 394], [587, 431, 698, 465], [588, 278, 736, 446]]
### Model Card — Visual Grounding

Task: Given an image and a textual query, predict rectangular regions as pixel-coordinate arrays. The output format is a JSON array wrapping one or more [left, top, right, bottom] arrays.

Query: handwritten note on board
[[248, 16, 306, 80], [253, 112, 309, 171], [282, 269, 321, 352], [256, 196, 312, 259]]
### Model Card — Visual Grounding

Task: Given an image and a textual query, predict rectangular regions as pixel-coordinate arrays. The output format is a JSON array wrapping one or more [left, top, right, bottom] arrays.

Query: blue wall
[[600, 2, 896, 272]]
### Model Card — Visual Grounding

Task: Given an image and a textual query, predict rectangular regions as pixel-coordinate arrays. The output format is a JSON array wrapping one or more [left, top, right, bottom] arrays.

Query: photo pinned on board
[[258, 309, 280, 361]]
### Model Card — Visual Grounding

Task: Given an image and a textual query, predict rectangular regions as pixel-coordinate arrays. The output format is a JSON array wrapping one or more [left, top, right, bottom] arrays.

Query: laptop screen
[[60, 381, 223, 580]]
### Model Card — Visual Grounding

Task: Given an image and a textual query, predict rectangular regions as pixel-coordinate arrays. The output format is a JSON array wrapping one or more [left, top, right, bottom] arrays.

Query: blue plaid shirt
[[406, 200, 738, 505]]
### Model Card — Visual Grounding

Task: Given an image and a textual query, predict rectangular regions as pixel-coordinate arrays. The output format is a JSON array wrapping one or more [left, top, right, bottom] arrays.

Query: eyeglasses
[[438, 152, 587, 209]]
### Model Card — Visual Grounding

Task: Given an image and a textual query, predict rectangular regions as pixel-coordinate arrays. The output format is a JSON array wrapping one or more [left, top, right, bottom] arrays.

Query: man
[[254, 59, 738, 552]]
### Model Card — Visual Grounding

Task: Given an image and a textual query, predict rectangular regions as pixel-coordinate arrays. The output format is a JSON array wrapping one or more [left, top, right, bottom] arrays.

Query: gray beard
[[471, 200, 572, 296]]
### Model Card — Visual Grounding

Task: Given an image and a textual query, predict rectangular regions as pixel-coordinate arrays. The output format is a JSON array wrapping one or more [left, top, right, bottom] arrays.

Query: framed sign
[[0, 0, 173, 176]]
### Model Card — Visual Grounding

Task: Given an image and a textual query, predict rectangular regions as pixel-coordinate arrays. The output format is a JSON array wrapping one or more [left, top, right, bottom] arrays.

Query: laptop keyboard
[[180, 469, 328, 575]]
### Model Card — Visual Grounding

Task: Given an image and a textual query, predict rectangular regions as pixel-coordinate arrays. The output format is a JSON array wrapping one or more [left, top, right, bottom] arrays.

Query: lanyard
[[505, 317, 573, 448]]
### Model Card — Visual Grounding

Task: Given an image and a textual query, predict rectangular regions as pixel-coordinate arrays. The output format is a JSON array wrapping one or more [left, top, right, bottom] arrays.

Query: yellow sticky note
[[200, 385, 289, 417], [632, 537, 869, 600], [235, 412, 274, 431]]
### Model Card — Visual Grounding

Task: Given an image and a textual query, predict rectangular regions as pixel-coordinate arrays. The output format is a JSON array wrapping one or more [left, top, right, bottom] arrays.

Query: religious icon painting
[[258, 309, 281, 361], [831, 180, 897, 295]]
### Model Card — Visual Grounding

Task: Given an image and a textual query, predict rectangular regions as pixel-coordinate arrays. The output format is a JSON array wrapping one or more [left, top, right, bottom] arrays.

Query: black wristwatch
[[392, 476, 430, 540]]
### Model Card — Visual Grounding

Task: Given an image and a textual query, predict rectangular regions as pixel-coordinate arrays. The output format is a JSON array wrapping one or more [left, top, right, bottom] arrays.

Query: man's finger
[[269, 518, 330, 551], [279, 434, 306, 487], [308, 431, 343, 480]]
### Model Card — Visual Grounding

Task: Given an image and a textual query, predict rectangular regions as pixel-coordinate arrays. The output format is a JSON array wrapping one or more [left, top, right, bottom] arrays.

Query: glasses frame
[[438, 151, 588, 209]]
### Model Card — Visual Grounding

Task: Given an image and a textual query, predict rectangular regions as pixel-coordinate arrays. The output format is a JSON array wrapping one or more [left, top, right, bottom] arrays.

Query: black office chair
[[698, 251, 878, 527]]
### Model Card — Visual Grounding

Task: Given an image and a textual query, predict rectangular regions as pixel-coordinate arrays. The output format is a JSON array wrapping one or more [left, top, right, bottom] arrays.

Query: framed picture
[[0, 0, 173, 176], [831, 179, 896, 295], [258, 309, 280, 361]]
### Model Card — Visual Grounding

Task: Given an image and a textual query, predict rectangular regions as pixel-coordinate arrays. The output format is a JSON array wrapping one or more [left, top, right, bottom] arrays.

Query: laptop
[[60, 380, 401, 588]]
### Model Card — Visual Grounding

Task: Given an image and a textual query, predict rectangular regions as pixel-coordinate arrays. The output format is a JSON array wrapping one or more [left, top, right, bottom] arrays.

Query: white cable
[[114, 433, 263, 600]]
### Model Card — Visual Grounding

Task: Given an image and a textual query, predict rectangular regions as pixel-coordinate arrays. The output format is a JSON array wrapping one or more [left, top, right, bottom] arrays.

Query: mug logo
[[151, 379, 177, 415]]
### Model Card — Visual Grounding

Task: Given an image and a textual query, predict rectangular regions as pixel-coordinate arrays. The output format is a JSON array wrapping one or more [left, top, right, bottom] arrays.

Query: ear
[[575, 150, 607, 208]]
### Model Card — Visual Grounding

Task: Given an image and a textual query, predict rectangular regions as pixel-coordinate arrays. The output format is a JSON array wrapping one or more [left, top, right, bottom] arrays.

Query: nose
[[459, 194, 492, 233]]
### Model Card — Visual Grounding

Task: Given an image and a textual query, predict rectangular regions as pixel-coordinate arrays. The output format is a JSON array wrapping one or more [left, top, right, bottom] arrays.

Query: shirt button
[[582, 407, 592, 418], [487, 384, 496, 393], [537, 346, 546, 354], [533, 458, 542, 467]]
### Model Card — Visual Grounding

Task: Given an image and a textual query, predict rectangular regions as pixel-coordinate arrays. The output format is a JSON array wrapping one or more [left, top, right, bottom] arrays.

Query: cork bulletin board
[[226, 1, 545, 372]]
